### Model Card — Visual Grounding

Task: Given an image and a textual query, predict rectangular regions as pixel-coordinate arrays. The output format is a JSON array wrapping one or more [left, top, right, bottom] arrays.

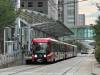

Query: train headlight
[[44, 55, 46, 58], [34, 55, 37, 58]]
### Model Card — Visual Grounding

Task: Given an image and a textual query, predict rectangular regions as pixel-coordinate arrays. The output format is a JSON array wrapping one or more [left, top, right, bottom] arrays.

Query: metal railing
[[0, 41, 22, 68], [0, 51, 22, 68]]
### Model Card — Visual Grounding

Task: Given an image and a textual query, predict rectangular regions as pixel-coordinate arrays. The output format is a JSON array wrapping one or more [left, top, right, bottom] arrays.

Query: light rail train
[[25, 38, 77, 63]]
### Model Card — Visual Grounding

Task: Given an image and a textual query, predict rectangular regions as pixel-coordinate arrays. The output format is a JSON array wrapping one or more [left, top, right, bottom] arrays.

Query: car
[[92, 51, 95, 54], [81, 52, 88, 54]]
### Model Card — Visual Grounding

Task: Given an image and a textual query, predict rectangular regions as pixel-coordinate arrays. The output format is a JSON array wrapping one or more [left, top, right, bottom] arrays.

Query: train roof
[[32, 38, 77, 47], [32, 38, 58, 43]]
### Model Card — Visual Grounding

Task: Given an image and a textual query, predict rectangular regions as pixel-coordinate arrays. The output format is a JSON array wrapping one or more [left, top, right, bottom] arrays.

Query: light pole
[[15, 0, 25, 64]]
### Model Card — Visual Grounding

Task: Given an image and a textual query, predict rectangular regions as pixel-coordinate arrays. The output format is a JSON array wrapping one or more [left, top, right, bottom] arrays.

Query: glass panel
[[38, 2, 43, 7], [32, 43, 47, 53], [28, 2, 33, 7]]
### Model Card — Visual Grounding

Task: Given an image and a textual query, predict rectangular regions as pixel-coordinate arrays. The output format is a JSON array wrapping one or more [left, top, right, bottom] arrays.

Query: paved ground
[[0, 54, 99, 75], [66, 54, 97, 75]]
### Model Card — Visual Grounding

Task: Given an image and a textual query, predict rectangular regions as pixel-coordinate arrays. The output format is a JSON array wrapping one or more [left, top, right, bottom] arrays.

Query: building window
[[21, 2, 24, 7], [28, 2, 33, 7], [38, 2, 43, 7], [38, 11, 43, 13]]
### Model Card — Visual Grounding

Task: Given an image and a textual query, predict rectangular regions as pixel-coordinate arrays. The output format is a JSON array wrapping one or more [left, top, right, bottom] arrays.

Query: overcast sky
[[79, 0, 100, 25]]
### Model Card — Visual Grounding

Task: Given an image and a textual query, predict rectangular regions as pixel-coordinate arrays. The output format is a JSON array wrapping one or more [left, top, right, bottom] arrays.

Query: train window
[[60, 44, 62, 52], [32, 43, 48, 53], [73, 47, 74, 52], [53, 43, 57, 52], [67, 46, 69, 51], [70, 47, 72, 52], [62, 45, 64, 52], [67, 45, 70, 52], [57, 44, 59, 52], [57, 44, 59, 51], [51, 43, 54, 51]]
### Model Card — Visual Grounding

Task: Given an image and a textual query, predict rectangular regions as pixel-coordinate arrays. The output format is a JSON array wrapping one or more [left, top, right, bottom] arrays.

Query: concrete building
[[20, 0, 58, 20], [64, 0, 78, 28], [14, 0, 78, 30], [77, 14, 85, 26], [58, 0, 64, 22], [20, 0, 80, 24]]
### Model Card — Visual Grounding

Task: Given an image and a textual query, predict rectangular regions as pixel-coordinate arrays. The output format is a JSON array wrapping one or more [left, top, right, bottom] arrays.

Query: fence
[[0, 51, 22, 68], [0, 41, 22, 68]]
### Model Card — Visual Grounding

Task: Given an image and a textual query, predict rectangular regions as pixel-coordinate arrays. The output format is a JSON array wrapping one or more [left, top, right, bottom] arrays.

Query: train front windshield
[[32, 43, 48, 53]]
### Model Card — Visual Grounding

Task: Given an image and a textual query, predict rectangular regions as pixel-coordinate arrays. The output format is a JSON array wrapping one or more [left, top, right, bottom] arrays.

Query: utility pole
[[15, 0, 25, 64], [16, 0, 20, 10], [16, 0, 32, 64]]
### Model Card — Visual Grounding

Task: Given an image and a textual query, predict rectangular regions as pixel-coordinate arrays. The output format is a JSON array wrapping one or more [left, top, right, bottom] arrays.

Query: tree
[[0, 0, 16, 28], [0, 0, 16, 54], [74, 41, 86, 52], [93, 16, 100, 63]]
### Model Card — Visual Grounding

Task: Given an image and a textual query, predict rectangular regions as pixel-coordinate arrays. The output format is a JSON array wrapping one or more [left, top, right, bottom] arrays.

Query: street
[[0, 54, 97, 75], [0, 0, 99, 75]]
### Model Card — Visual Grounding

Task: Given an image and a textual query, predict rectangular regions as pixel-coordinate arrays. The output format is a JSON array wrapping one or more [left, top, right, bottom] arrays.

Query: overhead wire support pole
[[16, 0, 25, 64], [4, 28, 6, 55]]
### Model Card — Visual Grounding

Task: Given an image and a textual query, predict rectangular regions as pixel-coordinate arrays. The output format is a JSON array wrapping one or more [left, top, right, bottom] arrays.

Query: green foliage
[[93, 16, 100, 63], [0, 0, 16, 28], [95, 47, 100, 63], [74, 41, 85, 52]]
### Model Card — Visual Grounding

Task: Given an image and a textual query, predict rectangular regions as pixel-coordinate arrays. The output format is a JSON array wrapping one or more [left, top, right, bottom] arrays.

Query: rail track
[[0, 64, 47, 75]]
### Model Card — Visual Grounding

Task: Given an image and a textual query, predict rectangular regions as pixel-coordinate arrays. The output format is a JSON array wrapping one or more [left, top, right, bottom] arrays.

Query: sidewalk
[[92, 58, 100, 75], [66, 54, 100, 75]]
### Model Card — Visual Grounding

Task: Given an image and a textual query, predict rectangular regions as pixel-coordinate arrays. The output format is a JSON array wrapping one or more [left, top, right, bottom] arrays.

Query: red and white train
[[25, 38, 77, 63]]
